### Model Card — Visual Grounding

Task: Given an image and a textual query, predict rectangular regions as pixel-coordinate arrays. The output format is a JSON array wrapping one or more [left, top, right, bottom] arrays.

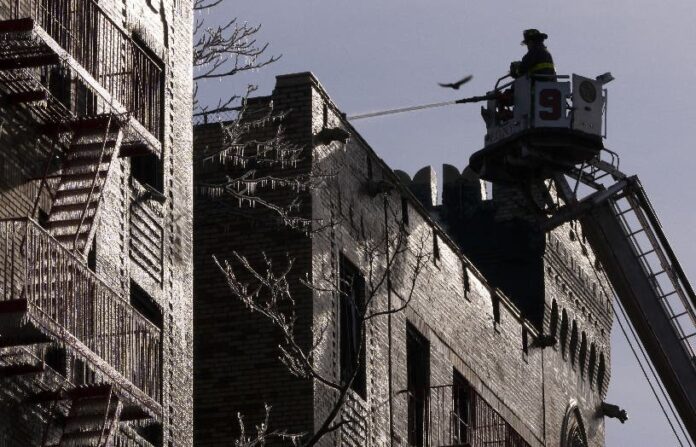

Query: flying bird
[[438, 75, 473, 90]]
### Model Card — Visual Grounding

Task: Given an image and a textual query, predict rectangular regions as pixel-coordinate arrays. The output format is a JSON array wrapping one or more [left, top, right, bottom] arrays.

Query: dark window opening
[[339, 254, 366, 399], [37, 209, 50, 231], [41, 65, 72, 110], [44, 346, 67, 376], [492, 295, 501, 325], [453, 370, 472, 445], [131, 153, 164, 193], [130, 280, 163, 329], [75, 81, 98, 117], [87, 237, 97, 272], [366, 156, 373, 179], [433, 231, 440, 263], [407, 324, 430, 447], [463, 268, 470, 297], [138, 423, 163, 447], [74, 357, 96, 386], [401, 197, 409, 226], [522, 328, 529, 356], [131, 34, 165, 141]]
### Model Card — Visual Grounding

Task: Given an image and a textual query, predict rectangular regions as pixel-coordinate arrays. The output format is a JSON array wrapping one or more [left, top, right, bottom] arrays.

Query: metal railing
[[11, 0, 164, 140], [404, 385, 530, 447], [0, 218, 162, 402]]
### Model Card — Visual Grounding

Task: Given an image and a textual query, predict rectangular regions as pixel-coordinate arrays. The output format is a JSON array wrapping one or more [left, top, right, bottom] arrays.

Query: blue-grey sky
[[198, 1, 696, 445]]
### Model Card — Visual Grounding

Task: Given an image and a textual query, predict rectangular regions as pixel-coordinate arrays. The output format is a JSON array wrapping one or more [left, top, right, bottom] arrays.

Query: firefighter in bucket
[[495, 29, 557, 122]]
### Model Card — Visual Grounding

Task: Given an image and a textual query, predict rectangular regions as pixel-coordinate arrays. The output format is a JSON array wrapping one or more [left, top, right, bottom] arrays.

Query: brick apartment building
[[194, 72, 613, 446], [0, 1, 193, 446]]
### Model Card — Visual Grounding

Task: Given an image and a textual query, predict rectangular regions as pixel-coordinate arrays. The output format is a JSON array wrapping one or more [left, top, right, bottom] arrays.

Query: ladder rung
[[660, 290, 679, 300], [616, 207, 634, 217], [670, 310, 690, 320], [650, 270, 666, 278], [627, 228, 645, 238], [679, 332, 696, 342], [638, 249, 656, 258]]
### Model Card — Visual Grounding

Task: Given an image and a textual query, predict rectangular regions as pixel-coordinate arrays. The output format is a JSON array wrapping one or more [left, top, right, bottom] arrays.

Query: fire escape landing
[[0, 2, 165, 444]]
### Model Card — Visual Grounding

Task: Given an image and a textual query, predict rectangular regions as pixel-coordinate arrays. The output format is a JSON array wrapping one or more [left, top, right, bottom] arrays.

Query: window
[[407, 324, 430, 447], [131, 153, 164, 193], [44, 346, 67, 376], [74, 357, 96, 386], [560, 310, 569, 358], [522, 328, 529, 356], [339, 255, 366, 398], [130, 280, 163, 329], [492, 294, 501, 326], [463, 268, 470, 299], [87, 237, 97, 272], [453, 370, 472, 445], [432, 231, 440, 264]]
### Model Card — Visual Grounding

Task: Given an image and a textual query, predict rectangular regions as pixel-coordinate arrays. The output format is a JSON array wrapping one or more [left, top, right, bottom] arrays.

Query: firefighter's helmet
[[521, 29, 548, 45]]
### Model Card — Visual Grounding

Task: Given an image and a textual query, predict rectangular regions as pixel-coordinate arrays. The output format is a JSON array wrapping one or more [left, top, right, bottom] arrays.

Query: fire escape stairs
[[47, 115, 124, 255], [37, 384, 123, 447], [0, 18, 59, 70], [0, 348, 45, 377]]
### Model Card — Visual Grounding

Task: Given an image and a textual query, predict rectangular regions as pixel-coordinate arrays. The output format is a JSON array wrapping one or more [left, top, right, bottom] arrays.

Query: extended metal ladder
[[558, 154, 696, 442]]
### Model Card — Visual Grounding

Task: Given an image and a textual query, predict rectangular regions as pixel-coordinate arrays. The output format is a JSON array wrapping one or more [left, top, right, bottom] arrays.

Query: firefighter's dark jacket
[[511, 44, 556, 78]]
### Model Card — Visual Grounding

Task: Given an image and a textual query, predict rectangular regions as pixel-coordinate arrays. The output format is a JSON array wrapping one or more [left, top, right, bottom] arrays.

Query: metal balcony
[[0, 0, 163, 155], [404, 384, 530, 447], [0, 218, 162, 420]]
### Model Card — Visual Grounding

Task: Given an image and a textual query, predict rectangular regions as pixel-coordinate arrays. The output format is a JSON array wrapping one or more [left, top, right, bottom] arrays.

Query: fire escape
[[0, 1, 163, 445]]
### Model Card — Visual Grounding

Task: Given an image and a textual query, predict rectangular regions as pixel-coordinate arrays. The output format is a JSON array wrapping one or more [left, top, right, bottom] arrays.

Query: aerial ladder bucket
[[467, 71, 696, 443]]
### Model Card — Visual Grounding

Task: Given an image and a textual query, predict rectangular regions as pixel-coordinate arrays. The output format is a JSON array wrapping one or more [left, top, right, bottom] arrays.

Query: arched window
[[579, 333, 588, 378], [569, 321, 578, 367], [588, 344, 597, 387], [560, 310, 569, 358], [597, 353, 606, 394], [549, 300, 559, 339], [562, 401, 589, 447]]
